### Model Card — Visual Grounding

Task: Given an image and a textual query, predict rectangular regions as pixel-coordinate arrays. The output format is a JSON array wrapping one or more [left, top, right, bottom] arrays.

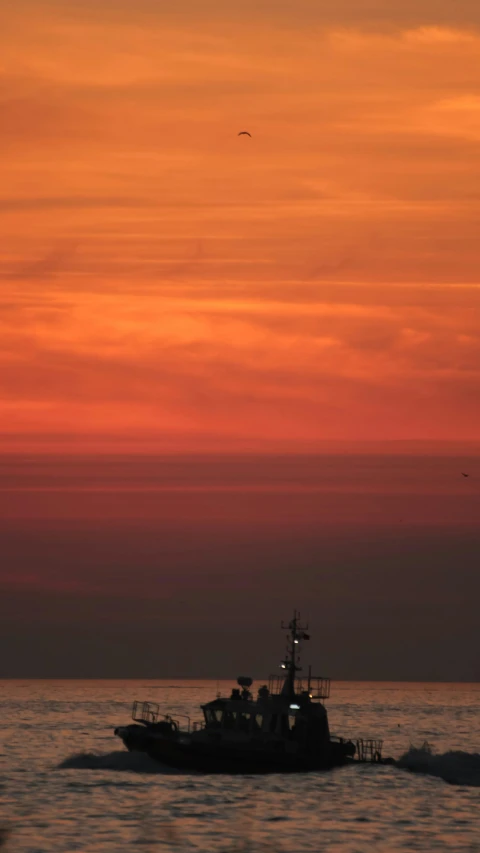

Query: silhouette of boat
[[114, 611, 383, 773]]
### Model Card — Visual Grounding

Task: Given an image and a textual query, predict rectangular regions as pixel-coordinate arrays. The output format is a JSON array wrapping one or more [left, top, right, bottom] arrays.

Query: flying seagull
[[238, 131, 252, 137], [462, 472, 469, 477]]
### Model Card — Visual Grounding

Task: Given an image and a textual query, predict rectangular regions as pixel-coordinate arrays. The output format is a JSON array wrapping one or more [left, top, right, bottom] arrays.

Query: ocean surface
[[0, 680, 479, 852]]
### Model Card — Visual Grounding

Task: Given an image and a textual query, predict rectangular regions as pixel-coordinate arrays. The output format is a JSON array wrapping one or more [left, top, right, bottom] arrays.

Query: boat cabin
[[201, 674, 331, 747]]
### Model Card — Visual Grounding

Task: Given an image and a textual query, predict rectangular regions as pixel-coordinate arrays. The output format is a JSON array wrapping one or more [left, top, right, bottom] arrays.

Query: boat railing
[[330, 735, 383, 762], [172, 712, 192, 731], [132, 700, 160, 724], [355, 738, 383, 763], [132, 702, 197, 732], [268, 674, 331, 700]]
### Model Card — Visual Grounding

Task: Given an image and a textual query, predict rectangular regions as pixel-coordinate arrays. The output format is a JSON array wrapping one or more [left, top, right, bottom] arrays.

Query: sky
[[1, 0, 479, 678]]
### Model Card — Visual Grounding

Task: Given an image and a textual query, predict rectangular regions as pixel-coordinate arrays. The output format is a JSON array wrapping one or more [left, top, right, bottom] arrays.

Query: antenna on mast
[[279, 610, 309, 699]]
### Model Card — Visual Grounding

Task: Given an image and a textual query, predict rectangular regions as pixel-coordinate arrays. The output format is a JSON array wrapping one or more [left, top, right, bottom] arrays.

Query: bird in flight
[[238, 131, 252, 137], [461, 472, 469, 477]]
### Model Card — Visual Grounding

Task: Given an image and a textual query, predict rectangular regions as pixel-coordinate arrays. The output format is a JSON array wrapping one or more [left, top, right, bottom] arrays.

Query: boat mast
[[280, 610, 308, 700]]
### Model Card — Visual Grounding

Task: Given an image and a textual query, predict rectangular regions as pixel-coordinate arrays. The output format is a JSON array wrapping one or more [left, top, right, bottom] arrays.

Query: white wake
[[57, 750, 175, 774], [397, 744, 480, 787]]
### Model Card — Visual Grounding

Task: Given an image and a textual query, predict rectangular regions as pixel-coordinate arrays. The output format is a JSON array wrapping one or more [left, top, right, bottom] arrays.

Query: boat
[[114, 611, 383, 773]]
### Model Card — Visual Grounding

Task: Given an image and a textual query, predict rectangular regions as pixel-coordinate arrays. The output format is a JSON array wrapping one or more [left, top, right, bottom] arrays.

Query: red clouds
[[1, 1, 480, 451]]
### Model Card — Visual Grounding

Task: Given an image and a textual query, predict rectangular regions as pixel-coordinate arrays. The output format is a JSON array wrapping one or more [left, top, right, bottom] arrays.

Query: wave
[[58, 747, 480, 786], [57, 750, 178, 774], [396, 745, 480, 787]]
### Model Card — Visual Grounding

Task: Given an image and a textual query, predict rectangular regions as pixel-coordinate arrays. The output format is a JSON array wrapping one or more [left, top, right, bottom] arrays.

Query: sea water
[[0, 680, 479, 852]]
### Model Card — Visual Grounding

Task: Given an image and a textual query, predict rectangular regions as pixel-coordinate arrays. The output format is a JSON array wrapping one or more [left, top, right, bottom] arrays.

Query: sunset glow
[[2, 0, 480, 451]]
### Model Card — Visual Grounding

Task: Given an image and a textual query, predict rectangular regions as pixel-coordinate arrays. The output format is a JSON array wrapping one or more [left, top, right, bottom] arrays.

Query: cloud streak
[[1, 0, 480, 449]]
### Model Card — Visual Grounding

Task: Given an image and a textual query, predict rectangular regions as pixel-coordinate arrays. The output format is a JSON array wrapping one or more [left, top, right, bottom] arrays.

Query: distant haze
[[1, 452, 478, 681]]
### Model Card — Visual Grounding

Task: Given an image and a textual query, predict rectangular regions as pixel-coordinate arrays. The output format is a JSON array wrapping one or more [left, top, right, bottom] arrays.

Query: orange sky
[[1, 0, 480, 451]]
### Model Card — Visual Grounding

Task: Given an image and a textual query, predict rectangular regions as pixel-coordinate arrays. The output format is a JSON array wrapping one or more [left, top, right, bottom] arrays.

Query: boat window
[[205, 708, 222, 725], [237, 713, 250, 733], [253, 714, 263, 732], [289, 715, 296, 731], [269, 714, 278, 734], [223, 710, 235, 729]]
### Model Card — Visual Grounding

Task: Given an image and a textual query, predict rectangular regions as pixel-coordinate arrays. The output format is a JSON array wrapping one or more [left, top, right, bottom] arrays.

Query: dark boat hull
[[115, 724, 352, 774]]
